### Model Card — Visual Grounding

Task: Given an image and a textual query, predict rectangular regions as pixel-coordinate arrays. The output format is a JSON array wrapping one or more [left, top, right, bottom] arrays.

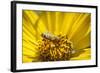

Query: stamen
[[37, 33, 73, 61]]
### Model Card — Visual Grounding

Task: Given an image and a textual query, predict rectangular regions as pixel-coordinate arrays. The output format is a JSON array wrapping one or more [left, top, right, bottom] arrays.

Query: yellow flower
[[22, 10, 91, 63]]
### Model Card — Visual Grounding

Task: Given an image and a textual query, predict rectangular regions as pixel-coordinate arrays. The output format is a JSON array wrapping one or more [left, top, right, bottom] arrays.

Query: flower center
[[38, 33, 73, 61]]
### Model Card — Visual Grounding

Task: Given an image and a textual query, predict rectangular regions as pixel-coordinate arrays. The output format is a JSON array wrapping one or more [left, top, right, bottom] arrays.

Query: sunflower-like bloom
[[22, 10, 91, 63]]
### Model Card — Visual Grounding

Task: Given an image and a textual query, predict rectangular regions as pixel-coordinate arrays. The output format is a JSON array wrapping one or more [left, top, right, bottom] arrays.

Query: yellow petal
[[23, 10, 42, 40], [23, 25, 36, 40], [23, 10, 39, 25], [39, 12, 49, 31], [46, 12, 56, 34], [23, 18, 37, 38], [74, 33, 90, 49], [23, 55, 33, 63], [68, 13, 90, 40], [23, 49, 37, 58], [72, 26, 91, 49], [70, 48, 91, 60], [23, 39, 37, 51], [68, 13, 91, 49], [42, 12, 64, 35], [23, 44, 38, 61], [44, 12, 52, 33], [23, 40, 38, 57], [54, 12, 64, 35], [61, 12, 81, 35], [37, 16, 47, 33]]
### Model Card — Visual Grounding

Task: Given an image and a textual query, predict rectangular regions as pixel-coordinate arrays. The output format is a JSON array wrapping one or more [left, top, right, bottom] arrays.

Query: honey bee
[[41, 32, 60, 41]]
